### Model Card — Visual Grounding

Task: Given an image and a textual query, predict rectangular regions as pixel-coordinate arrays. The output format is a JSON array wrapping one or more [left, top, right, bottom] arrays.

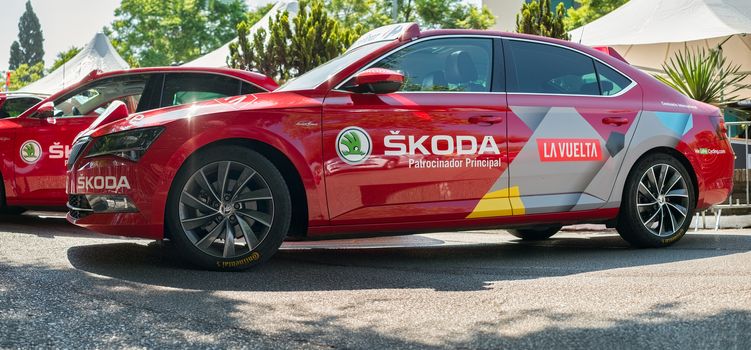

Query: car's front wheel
[[0, 174, 26, 215], [507, 226, 562, 240], [617, 153, 694, 247], [166, 146, 291, 270]]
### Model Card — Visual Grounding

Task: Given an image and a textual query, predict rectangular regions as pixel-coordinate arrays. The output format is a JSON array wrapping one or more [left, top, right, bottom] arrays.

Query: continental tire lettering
[[217, 252, 261, 268], [661, 231, 685, 244]]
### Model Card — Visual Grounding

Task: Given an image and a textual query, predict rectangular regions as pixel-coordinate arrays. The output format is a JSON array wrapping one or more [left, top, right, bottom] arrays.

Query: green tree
[[228, 0, 359, 82], [8, 0, 45, 69], [326, 0, 391, 29], [323, 0, 495, 31], [385, 0, 495, 30], [247, 3, 274, 26], [455, 5, 497, 30], [106, 0, 247, 67], [565, 0, 628, 30], [8, 62, 45, 91], [412, 0, 495, 29], [655, 48, 749, 105], [8, 42, 22, 70], [290, 0, 360, 76], [49, 46, 81, 71], [516, 0, 569, 40]]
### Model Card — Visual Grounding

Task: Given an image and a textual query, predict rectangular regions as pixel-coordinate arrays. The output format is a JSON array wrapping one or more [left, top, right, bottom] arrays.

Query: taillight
[[718, 118, 728, 140]]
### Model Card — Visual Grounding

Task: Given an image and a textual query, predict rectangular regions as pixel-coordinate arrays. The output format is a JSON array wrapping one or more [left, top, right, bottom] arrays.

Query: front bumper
[[66, 154, 169, 240]]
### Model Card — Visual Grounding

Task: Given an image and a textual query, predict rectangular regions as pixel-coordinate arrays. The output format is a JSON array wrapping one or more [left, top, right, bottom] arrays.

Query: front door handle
[[602, 117, 629, 126], [469, 115, 503, 125]]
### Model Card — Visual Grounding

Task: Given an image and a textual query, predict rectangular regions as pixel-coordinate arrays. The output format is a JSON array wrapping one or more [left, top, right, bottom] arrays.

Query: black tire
[[0, 173, 26, 215], [166, 146, 292, 271], [617, 153, 695, 247], [507, 226, 562, 240], [0, 207, 27, 215]]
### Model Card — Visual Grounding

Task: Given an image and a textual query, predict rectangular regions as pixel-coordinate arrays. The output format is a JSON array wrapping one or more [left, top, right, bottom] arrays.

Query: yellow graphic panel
[[466, 186, 526, 218]]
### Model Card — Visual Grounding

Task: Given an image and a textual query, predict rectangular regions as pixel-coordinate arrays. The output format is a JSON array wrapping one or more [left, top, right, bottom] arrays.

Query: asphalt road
[[1, 212, 750, 349]]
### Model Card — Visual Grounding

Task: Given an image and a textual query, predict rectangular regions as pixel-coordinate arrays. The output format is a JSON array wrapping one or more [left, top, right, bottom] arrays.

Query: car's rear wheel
[[166, 146, 291, 270], [617, 153, 694, 247], [507, 226, 562, 240]]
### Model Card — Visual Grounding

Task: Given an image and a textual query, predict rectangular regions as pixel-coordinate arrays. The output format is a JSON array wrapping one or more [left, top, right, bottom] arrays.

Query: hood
[[88, 91, 323, 137]]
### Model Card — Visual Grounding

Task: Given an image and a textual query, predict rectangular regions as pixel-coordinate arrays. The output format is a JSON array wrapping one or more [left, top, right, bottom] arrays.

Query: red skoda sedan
[[67, 24, 733, 270], [0, 67, 276, 212]]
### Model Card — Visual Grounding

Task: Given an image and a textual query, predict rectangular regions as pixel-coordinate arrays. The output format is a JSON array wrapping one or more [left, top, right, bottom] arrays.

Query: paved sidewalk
[[1, 213, 750, 349]]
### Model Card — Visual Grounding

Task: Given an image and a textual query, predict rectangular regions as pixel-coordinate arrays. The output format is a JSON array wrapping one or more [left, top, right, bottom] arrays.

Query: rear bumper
[[691, 141, 735, 210]]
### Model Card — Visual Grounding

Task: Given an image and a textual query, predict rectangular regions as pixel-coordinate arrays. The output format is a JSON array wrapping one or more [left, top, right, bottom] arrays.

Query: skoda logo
[[336, 126, 372, 165], [20, 140, 42, 164]]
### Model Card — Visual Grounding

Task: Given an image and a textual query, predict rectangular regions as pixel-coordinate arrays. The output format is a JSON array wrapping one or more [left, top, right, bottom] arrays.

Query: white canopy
[[569, 0, 751, 100], [20, 33, 129, 95], [183, 0, 299, 68]]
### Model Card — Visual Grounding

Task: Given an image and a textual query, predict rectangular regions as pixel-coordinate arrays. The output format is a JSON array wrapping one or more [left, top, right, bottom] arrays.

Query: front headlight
[[86, 127, 164, 162]]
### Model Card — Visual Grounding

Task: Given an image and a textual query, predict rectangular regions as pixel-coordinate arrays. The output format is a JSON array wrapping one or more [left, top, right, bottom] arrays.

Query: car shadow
[[4, 256, 750, 348], [66, 231, 751, 292], [0, 212, 112, 239]]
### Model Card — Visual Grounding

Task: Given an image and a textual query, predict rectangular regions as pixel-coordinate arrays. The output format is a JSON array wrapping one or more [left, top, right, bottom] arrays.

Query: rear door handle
[[602, 117, 629, 126], [469, 116, 503, 125]]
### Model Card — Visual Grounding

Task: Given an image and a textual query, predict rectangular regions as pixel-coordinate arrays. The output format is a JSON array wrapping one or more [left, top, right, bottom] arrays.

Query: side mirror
[[348, 68, 404, 94], [36, 102, 55, 119]]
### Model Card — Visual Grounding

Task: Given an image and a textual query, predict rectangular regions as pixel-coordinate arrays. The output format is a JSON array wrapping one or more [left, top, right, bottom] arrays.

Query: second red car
[[0, 67, 276, 211]]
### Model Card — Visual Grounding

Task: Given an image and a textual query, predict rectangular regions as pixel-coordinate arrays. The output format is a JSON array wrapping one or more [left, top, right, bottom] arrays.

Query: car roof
[[0, 92, 49, 99], [43, 66, 278, 102], [419, 28, 601, 51]]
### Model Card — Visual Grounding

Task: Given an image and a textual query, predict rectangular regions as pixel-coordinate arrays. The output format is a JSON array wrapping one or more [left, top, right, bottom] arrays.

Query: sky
[[0, 0, 480, 72]]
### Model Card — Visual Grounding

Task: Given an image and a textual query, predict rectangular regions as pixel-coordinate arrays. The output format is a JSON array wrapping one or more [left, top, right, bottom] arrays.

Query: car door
[[503, 38, 641, 215], [322, 36, 510, 225], [12, 74, 154, 205]]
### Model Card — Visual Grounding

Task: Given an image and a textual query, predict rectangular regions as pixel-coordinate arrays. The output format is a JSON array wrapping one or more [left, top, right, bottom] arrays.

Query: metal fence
[[694, 120, 751, 230]]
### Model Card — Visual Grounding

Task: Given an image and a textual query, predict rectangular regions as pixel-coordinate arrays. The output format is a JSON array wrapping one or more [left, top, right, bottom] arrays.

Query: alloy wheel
[[179, 161, 274, 258], [635, 163, 690, 237]]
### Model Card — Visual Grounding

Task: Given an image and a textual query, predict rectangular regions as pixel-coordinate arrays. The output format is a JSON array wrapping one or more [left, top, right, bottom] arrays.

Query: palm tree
[[655, 47, 749, 105]]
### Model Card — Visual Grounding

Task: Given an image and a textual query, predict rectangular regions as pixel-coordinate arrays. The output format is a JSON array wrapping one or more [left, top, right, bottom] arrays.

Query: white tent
[[183, 0, 299, 68], [569, 0, 751, 100], [20, 33, 129, 95]]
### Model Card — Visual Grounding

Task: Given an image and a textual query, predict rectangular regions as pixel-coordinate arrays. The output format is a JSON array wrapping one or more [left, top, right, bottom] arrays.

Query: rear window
[[595, 61, 632, 96], [505, 40, 631, 96]]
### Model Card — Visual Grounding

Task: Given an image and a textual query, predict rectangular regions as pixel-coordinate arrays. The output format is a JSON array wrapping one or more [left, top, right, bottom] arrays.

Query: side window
[[506, 40, 601, 96], [53, 74, 150, 118], [241, 82, 264, 95], [595, 61, 632, 96], [370, 38, 493, 92], [0, 97, 40, 118], [161, 73, 256, 107]]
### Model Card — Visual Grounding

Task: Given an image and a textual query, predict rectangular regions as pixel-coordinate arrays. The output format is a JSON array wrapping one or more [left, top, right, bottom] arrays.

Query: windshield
[[277, 41, 392, 92]]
